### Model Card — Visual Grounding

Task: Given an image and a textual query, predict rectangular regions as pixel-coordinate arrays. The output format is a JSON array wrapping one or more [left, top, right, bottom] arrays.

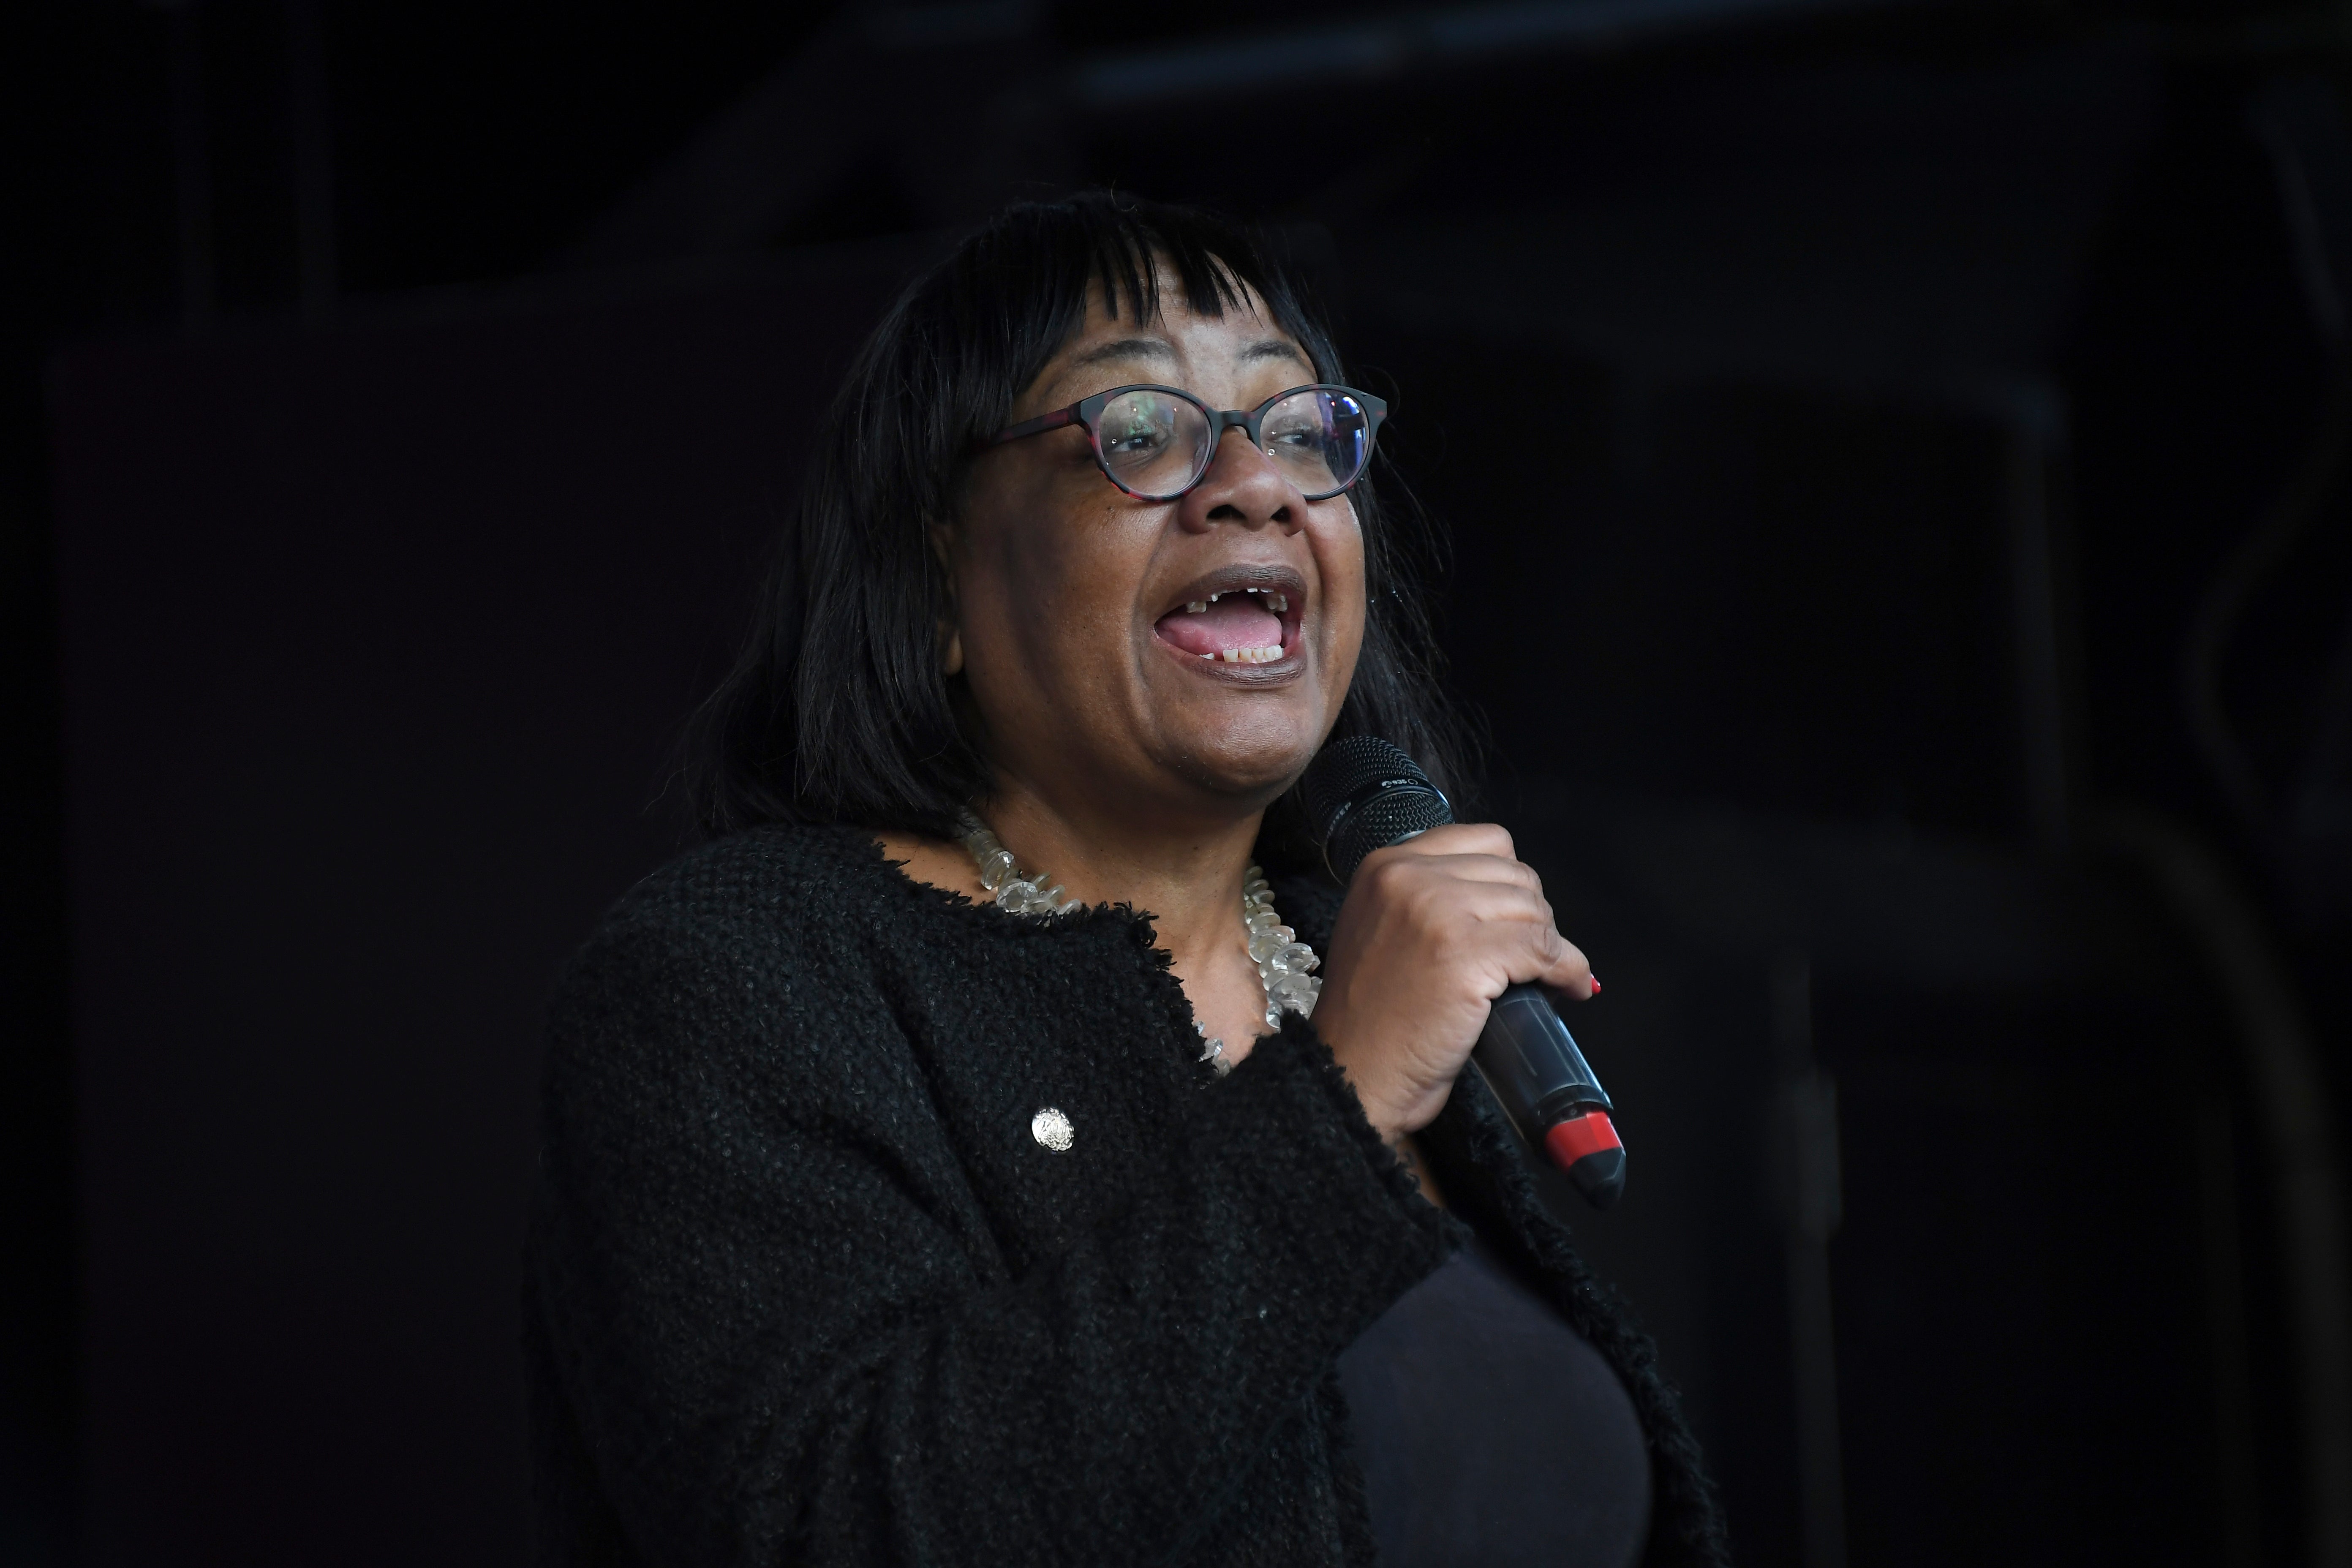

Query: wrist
[[1325, 1040, 1407, 1142]]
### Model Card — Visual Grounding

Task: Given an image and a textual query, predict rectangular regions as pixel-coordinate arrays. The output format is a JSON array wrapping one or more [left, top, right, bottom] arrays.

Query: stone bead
[[1262, 941, 1317, 975], [958, 814, 1318, 1035], [998, 879, 1062, 915], [1269, 972, 1321, 1014], [1248, 928, 1301, 961]]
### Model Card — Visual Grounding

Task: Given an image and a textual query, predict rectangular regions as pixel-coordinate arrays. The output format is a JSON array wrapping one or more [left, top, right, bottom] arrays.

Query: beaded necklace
[[955, 811, 1322, 1075]]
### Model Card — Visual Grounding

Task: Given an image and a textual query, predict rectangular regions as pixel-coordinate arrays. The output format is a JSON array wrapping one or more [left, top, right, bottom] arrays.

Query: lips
[[1151, 569, 1307, 667]]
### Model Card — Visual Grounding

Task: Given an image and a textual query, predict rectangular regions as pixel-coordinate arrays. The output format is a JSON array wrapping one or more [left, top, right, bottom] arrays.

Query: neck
[[977, 774, 1264, 967]]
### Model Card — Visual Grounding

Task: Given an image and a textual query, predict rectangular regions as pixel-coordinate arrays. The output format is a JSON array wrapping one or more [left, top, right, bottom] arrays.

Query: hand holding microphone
[[1311, 822, 1588, 1134], [1303, 738, 1627, 1207]]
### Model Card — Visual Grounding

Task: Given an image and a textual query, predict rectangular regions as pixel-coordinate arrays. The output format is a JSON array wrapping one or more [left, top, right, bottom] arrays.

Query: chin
[[1157, 705, 1326, 803]]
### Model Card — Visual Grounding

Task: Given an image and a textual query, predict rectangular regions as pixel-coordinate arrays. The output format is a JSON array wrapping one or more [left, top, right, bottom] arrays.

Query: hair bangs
[[1069, 199, 1251, 334]]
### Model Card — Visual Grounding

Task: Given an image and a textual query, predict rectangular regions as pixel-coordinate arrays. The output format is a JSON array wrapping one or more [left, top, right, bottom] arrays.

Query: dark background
[[8, 1, 2352, 1564]]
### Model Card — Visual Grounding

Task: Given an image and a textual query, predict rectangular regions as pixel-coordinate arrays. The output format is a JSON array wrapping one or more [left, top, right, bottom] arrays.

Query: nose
[[1178, 426, 1304, 535]]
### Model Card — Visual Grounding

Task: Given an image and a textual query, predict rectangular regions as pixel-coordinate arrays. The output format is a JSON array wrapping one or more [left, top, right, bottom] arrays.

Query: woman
[[527, 192, 1727, 1567]]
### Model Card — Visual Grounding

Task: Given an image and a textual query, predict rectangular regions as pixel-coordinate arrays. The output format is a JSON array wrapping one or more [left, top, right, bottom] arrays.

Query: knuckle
[[1460, 823, 1512, 856]]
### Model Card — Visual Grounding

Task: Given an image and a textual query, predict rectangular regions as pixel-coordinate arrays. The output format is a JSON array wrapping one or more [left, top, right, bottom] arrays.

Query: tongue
[[1156, 596, 1283, 657]]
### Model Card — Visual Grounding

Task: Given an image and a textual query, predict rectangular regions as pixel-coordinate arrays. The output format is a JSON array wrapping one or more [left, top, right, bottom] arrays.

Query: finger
[[1505, 926, 1590, 994], [1434, 850, 1542, 886], [1376, 822, 1514, 861], [1436, 892, 1574, 991], [1457, 880, 1557, 923], [1397, 854, 1543, 893], [1358, 850, 1541, 899], [1544, 973, 1600, 1005], [1538, 934, 1593, 996]]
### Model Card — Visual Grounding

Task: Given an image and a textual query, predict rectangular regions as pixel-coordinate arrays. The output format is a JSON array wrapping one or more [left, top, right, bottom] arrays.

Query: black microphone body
[[1301, 737, 1627, 1209]]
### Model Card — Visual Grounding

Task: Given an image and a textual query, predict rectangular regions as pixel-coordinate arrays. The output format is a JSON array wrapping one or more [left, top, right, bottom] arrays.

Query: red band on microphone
[[1544, 1110, 1622, 1168]]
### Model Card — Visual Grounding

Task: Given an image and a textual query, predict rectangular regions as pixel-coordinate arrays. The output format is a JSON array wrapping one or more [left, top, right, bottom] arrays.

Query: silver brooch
[[1030, 1107, 1075, 1152]]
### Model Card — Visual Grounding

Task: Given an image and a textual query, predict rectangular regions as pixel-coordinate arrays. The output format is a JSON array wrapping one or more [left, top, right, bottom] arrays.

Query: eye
[[1097, 391, 1179, 457], [1103, 413, 1170, 456], [1263, 406, 1320, 450]]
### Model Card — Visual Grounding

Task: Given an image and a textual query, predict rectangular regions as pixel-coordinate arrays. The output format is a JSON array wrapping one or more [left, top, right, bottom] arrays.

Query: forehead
[[1029, 273, 1316, 404]]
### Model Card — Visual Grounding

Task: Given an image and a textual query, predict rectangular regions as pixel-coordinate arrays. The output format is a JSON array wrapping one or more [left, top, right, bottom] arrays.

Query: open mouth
[[1152, 577, 1306, 667]]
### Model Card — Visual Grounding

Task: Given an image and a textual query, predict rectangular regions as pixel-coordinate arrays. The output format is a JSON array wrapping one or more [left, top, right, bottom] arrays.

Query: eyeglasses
[[979, 383, 1389, 502]]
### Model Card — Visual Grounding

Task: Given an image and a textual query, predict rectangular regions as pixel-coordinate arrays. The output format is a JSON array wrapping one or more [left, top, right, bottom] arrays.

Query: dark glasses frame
[[978, 382, 1390, 502]]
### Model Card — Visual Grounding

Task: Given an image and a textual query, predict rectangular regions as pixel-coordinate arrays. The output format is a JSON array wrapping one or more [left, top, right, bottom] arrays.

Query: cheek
[[963, 493, 1152, 665], [1312, 503, 1370, 659]]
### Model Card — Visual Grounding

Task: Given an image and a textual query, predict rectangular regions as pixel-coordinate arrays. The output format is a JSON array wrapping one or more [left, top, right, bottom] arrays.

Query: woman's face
[[949, 278, 1367, 824]]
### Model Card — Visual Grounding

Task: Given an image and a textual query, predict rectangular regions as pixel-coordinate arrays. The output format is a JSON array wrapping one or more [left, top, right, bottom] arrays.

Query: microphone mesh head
[[1301, 735, 1456, 884]]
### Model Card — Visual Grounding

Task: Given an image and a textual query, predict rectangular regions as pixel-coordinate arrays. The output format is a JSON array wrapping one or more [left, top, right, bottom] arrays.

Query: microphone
[[1301, 736, 1627, 1209]]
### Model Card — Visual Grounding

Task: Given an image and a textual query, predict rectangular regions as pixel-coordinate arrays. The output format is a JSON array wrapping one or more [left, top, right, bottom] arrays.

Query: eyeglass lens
[[1097, 390, 1206, 498], [1095, 388, 1375, 500]]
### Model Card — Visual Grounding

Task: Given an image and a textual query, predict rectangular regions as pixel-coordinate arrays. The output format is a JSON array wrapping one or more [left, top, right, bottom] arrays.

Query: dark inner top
[[1339, 1236, 1653, 1568]]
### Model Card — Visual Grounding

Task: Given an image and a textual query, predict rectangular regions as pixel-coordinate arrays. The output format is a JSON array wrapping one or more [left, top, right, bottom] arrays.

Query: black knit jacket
[[525, 824, 1728, 1568]]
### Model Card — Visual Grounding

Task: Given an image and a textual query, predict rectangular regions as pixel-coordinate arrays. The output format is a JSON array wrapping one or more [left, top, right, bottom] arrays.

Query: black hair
[[685, 190, 1473, 866]]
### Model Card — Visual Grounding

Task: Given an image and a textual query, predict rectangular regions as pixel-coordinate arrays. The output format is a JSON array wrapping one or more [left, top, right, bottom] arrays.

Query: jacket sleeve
[[528, 915, 1455, 1568]]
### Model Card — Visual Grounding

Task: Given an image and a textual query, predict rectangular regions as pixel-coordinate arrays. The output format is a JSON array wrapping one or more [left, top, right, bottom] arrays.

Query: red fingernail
[[1588, 977, 1602, 996]]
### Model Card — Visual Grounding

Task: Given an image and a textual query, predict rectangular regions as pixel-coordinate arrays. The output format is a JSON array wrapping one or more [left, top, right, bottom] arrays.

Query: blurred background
[[7, 0, 2352, 1563]]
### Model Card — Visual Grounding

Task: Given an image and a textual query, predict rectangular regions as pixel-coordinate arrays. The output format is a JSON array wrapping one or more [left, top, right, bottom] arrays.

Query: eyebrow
[[1240, 338, 1314, 370], [1068, 337, 1178, 370], [1064, 335, 1316, 376]]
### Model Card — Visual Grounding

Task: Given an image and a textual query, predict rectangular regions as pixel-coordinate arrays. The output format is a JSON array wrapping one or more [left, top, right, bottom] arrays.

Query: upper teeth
[[1187, 588, 1291, 613]]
